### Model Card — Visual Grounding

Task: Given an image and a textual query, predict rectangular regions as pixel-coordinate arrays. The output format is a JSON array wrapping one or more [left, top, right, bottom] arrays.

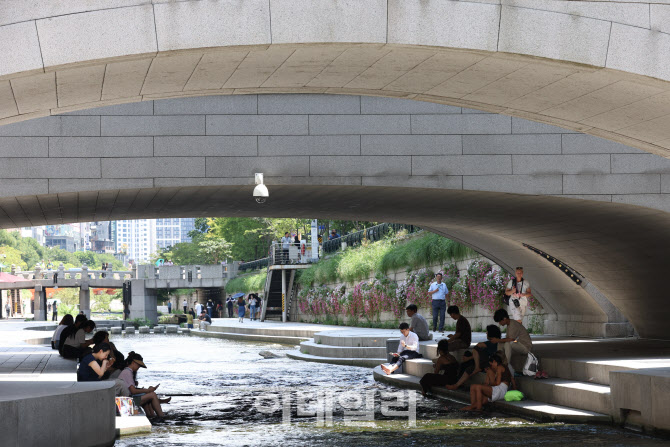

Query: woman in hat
[[118, 351, 169, 421]]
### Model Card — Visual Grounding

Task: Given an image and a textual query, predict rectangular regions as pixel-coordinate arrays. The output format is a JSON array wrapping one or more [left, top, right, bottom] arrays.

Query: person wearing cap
[[118, 352, 168, 421]]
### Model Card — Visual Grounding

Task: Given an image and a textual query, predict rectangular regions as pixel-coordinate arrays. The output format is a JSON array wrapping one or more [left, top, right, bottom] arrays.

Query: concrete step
[[540, 357, 670, 386], [315, 330, 433, 347], [192, 330, 306, 345], [515, 376, 612, 415], [287, 350, 384, 367], [299, 340, 386, 358], [208, 324, 319, 338], [372, 366, 612, 424]]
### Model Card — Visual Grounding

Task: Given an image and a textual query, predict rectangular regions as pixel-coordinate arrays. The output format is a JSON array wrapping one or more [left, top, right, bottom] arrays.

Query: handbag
[[512, 298, 520, 308]]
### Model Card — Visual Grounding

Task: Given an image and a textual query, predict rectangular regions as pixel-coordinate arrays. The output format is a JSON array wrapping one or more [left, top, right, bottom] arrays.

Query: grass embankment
[[225, 271, 267, 294], [298, 232, 475, 286]]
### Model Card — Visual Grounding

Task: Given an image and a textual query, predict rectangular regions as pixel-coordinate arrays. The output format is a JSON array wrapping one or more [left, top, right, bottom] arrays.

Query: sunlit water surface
[[112, 334, 670, 447]]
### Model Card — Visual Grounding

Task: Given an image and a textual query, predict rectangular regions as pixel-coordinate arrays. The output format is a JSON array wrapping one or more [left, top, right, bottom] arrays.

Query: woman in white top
[[51, 314, 74, 349]]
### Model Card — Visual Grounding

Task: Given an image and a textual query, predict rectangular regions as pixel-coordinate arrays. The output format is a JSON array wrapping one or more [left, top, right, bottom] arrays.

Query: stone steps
[[193, 330, 307, 345], [540, 357, 670, 386], [315, 330, 433, 347], [287, 350, 384, 367], [372, 366, 612, 424], [398, 357, 612, 415], [299, 340, 387, 358]]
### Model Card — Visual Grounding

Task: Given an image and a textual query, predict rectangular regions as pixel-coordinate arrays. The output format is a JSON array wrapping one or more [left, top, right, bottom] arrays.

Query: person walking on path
[[505, 267, 531, 323], [381, 323, 423, 375], [428, 273, 448, 333], [237, 296, 246, 323], [182, 299, 188, 313], [195, 301, 202, 317], [5, 301, 11, 319], [52, 301, 58, 322], [207, 299, 214, 318], [249, 294, 257, 321], [227, 296, 234, 318], [445, 306, 471, 351], [491, 309, 532, 366], [405, 304, 430, 341], [167, 301, 172, 314]]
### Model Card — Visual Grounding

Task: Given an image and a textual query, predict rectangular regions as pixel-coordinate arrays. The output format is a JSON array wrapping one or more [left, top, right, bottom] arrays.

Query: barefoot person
[[381, 323, 422, 375], [460, 353, 512, 411], [446, 324, 500, 391], [119, 352, 169, 422]]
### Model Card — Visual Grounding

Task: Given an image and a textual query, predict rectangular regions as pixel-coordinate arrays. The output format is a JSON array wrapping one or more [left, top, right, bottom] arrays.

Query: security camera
[[253, 173, 269, 204]]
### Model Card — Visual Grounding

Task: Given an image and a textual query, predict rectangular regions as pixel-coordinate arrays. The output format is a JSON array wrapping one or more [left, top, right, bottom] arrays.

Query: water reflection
[[113, 335, 668, 447]]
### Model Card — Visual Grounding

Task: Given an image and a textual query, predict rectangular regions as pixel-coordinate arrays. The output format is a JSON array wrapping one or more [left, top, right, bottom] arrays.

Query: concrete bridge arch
[[2, 1, 670, 157], [1, 93, 670, 339]]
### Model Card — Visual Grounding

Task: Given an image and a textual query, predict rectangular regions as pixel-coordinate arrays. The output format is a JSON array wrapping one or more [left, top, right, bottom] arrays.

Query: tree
[[198, 239, 233, 264], [0, 246, 27, 270]]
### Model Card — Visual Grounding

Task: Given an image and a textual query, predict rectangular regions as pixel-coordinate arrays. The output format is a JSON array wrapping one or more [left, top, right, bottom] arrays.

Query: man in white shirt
[[505, 267, 531, 323], [280, 232, 292, 264], [428, 273, 448, 332], [195, 301, 202, 316], [182, 299, 188, 313], [381, 322, 423, 375]]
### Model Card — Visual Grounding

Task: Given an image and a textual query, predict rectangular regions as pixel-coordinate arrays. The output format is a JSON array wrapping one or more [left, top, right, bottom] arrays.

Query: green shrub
[[226, 272, 267, 294], [130, 317, 153, 329]]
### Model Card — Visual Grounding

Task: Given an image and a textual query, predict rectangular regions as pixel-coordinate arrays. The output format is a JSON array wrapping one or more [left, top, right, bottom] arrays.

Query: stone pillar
[[79, 284, 90, 318], [81, 264, 89, 280], [128, 279, 157, 323], [34, 285, 45, 321]]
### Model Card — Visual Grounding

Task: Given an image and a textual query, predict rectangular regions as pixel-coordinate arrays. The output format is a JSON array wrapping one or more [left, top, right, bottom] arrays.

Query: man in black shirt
[[198, 310, 212, 331], [446, 306, 471, 351]]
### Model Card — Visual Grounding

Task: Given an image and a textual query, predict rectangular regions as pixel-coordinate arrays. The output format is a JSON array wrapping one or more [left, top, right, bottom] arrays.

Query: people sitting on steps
[[76, 342, 113, 382], [419, 339, 459, 396], [60, 316, 96, 360], [446, 324, 501, 391], [491, 308, 533, 368], [445, 305, 471, 351], [198, 310, 212, 331], [381, 322, 423, 375], [51, 314, 74, 350], [460, 352, 513, 411], [119, 352, 170, 422], [406, 304, 430, 341]]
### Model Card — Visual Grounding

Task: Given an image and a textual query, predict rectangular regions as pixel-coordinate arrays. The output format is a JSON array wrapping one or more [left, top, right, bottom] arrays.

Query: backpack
[[523, 352, 539, 376]]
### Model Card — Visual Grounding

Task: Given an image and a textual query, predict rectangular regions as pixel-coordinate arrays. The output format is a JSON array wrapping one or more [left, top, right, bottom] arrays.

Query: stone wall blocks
[[49, 136, 153, 158], [0, 116, 100, 137], [65, 101, 154, 116], [155, 136, 257, 157], [258, 94, 360, 115], [388, 0, 500, 51], [205, 156, 309, 177], [513, 154, 611, 175], [154, 0, 271, 51], [463, 174, 563, 195], [310, 156, 411, 177], [499, 6, 612, 67], [411, 114, 511, 135], [562, 134, 644, 154], [101, 116, 205, 136], [463, 134, 561, 155], [563, 174, 661, 195], [270, 0, 387, 44], [612, 194, 670, 213], [412, 155, 512, 176], [606, 23, 670, 81], [101, 157, 205, 178], [0, 21, 43, 77], [35, 5, 157, 67], [512, 117, 579, 134], [362, 135, 461, 156], [207, 115, 308, 135], [360, 96, 461, 115], [154, 95, 258, 115], [0, 158, 101, 179], [650, 5, 670, 35], [0, 179, 49, 197], [611, 153, 670, 174], [309, 115, 410, 135], [258, 135, 359, 156], [48, 178, 154, 194], [361, 175, 463, 190], [0, 137, 48, 157]]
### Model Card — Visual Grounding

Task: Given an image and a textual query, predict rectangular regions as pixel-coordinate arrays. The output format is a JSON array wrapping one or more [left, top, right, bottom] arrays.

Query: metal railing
[[239, 257, 270, 272], [11, 263, 134, 281], [322, 223, 421, 254]]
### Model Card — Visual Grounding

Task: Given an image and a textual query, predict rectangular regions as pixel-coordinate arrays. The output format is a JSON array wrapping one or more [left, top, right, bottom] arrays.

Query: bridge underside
[[3, 183, 667, 339], [3, 43, 670, 159]]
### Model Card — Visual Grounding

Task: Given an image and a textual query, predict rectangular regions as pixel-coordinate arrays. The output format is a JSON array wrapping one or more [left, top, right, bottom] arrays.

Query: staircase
[[375, 339, 614, 423], [261, 269, 297, 321]]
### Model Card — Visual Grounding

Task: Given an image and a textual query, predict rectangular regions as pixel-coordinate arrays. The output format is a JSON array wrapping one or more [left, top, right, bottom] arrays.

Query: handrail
[[322, 223, 421, 254]]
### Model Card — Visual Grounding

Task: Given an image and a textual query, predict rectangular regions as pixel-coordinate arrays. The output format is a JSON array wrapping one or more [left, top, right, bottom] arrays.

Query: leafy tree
[[198, 239, 233, 264], [0, 246, 27, 270]]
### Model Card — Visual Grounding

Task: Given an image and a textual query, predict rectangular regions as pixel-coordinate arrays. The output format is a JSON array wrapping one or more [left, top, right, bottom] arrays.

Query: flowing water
[[113, 334, 669, 447]]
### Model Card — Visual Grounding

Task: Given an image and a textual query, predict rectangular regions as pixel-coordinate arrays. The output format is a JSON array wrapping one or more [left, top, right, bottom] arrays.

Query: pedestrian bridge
[[1, 0, 670, 340]]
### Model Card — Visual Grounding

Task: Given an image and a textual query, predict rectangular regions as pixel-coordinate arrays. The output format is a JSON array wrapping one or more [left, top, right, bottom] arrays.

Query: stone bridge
[[1, 1, 670, 338]]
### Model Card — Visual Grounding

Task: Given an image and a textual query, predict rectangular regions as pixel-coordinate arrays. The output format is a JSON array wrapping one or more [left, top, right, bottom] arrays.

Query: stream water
[[112, 334, 670, 447]]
